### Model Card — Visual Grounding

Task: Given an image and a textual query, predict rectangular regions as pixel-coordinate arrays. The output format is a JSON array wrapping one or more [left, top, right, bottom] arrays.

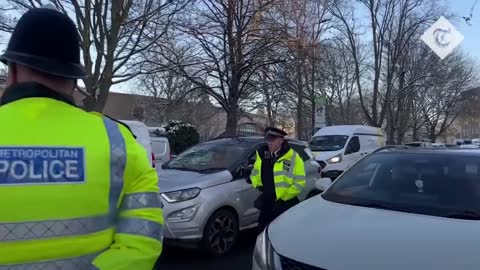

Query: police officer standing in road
[[250, 127, 306, 232], [0, 7, 163, 270]]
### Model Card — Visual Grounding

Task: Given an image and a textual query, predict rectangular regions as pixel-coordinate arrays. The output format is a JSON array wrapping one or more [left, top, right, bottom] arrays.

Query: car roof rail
[[372, 145, 413, 154]]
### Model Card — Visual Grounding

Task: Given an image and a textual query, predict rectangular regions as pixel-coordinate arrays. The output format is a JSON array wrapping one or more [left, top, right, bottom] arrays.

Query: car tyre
[[202, 209, 239, 256]]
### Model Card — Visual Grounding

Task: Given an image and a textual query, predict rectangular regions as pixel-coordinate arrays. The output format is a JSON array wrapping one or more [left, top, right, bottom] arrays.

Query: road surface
[[157, 229, 258, 270]]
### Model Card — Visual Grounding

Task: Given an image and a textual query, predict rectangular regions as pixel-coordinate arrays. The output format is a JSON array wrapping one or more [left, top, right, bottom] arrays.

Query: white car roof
[[313, 125, 383, 137], [120, 120, 152, 158]]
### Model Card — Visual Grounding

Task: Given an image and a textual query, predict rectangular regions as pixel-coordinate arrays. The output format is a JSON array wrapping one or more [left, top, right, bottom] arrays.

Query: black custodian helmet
[[264, 127, 288, 139], [0, 7, 86, 79]]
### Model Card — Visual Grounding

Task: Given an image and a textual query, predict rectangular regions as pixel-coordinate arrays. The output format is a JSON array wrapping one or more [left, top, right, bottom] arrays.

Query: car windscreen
[[163, 141, 249, 172], [309, 135, 349, 151], [322, 152, 480, 219]]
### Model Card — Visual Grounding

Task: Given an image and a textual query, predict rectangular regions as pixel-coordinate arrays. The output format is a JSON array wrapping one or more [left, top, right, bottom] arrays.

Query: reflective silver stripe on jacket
[[0, 251, 101, 270], [120, 192, 163, 211], [116, 217, 163, 240], [0, 118, 125, 242], [0, 215, 111, 242], [103, 117, 126, 219]]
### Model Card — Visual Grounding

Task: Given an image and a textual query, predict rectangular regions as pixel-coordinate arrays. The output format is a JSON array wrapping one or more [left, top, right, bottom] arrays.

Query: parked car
[[459, 144, 480, 149], [148, 127, 171, 166], [404, 141, 432, 148], [432, 143, 446, 148], [120, 120, 154, 167], [310, 125, 385, 180], [158, 137, 321, 256], [253, 147, 480, 270]]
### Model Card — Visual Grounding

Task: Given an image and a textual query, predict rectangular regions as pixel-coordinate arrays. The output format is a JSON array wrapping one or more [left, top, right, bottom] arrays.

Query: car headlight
[[161, 187, 201, 203], [327, 154, 342, 164], [167, 204, 200, 222], [253, 228, 281, 270]]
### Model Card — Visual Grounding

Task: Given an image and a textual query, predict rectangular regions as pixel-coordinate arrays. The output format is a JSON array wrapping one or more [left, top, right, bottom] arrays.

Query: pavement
[[157, 229, 258, 270]]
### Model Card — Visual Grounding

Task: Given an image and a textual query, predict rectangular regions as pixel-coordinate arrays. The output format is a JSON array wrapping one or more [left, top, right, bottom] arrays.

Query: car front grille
[[317, 161, 327, 169], [279, 255, 327, 270]]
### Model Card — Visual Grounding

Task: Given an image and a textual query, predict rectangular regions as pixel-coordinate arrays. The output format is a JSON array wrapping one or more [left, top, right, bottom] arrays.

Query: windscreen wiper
[[445, 210, 480, 220]]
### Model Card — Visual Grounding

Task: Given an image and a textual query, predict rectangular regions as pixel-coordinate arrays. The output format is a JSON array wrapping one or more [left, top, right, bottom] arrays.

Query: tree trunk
[[311, 98, 315, 135], [387, 119, 395, 145], [412, 123, 418, 142], [82, 74, 113, 113], [296, 58, 304, 140], [225, 107, 238, 136], [262, 68, 274, 126], [396, 130, 406, 145]]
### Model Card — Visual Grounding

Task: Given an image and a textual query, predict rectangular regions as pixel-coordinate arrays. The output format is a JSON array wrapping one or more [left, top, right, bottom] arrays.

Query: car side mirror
[[315, 177, 332, 191], [244, 164, 254, 175], [241, 164, 254, 183]]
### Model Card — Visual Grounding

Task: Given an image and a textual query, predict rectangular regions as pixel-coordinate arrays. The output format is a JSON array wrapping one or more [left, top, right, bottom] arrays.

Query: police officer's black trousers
[[257, 197, 299, 234]]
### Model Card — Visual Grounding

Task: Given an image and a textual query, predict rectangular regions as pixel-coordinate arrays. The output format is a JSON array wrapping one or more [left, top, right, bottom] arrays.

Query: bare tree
[[0, 0, 188, 111], [319, 38, 362, 125], [262, 0, 331, 139], [421, 53, 477, 142]]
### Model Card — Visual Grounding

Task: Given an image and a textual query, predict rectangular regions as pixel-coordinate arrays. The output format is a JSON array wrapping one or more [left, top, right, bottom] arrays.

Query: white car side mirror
[[315, 178, 332, 191]]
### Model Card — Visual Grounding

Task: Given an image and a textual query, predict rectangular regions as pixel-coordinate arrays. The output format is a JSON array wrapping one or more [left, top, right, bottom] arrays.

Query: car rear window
[[323, 152, 480, 219], [152, 140, 166, 155]]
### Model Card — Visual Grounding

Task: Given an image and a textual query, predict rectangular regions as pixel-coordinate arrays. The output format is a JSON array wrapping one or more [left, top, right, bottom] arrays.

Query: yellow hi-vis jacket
[[0, 83, 163, 270], [250, 148, 306, 201]]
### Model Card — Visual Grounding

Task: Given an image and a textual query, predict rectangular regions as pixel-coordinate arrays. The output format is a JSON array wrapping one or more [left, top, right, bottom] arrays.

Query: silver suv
[[158, 137, 321, 256]]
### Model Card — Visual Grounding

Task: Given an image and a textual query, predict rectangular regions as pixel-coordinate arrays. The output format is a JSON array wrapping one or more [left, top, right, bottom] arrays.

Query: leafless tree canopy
[[0, 0, 188, 111], [0, 0, 477, 142]]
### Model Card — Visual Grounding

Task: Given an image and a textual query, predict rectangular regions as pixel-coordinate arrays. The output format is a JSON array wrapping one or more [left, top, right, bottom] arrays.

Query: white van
[[309, 125, 385, 180], [148, 127, 171, 166], [120, 120, 154, 167]]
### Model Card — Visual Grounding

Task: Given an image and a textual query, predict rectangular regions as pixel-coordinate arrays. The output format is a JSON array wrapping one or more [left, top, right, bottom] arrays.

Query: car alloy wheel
[[203, 209, 239, 256]]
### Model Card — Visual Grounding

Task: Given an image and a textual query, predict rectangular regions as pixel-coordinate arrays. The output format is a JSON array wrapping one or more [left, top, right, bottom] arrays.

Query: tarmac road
[[157, 229, 258, 270]]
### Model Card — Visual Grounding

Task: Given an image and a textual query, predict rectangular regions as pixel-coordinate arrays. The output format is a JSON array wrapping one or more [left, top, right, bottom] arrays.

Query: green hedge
[[161, 120, 200, 154]]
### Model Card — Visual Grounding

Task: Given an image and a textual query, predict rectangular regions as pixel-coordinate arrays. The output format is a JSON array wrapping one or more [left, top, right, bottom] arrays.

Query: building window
[[237, 123, 261, 136]]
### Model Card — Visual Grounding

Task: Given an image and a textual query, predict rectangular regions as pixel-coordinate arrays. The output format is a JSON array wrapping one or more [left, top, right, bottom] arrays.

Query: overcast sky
[[446, 0, 480, 60]]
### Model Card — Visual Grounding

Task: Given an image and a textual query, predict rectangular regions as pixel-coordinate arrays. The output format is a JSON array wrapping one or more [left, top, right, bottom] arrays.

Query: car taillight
[[151, 152, 155, 168]]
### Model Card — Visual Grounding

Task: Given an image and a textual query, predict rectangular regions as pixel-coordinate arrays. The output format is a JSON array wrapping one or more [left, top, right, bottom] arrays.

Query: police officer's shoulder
[[88, 112, 137, 139], [256, 143, 269, 159], [257, 143, 268, 152], [105, 116, 137, 139]]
